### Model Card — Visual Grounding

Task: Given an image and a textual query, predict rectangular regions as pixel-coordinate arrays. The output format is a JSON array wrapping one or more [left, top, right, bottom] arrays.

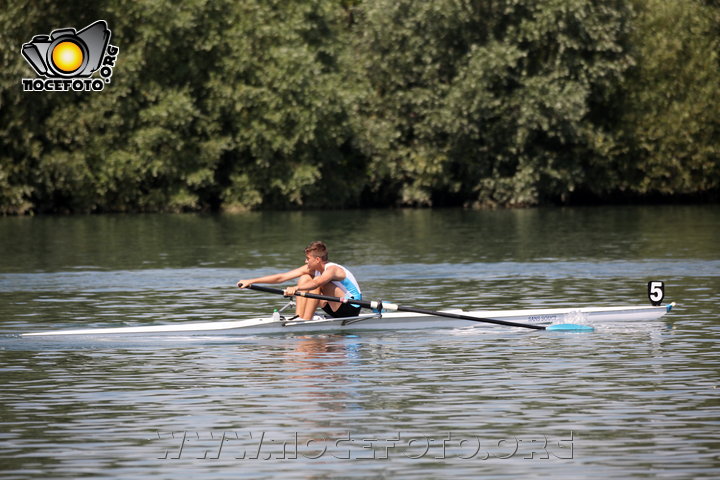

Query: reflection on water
[[287, 335, 360, 366], [1, 206, 719, 479], [282, 335, 362, 413], [0, 205, 718, 273]]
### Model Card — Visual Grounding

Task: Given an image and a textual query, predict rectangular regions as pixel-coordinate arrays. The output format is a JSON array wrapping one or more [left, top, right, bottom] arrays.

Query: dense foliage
[[1, 0, 718, 214]]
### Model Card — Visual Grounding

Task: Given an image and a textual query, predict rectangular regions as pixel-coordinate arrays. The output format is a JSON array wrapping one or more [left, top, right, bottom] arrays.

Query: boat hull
[[21, 304, 674, 337]]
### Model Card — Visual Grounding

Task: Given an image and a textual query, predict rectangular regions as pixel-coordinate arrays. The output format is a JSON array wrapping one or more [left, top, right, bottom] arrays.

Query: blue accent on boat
[[666, 304, 673, 312], [546, 324, 594, 332]]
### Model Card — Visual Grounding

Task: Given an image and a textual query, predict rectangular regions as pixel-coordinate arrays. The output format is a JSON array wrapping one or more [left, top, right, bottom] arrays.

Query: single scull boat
[[22, 303, 674, 337]]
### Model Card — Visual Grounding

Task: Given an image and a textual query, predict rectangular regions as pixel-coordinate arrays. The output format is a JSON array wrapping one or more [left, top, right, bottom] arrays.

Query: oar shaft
[[244, 284, 373, 307], [242, 284, 545, 330], [391, 305, 546, 330]]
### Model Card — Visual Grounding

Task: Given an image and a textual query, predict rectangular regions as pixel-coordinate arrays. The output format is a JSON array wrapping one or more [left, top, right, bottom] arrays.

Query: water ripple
[[1, 260, 717, 294]]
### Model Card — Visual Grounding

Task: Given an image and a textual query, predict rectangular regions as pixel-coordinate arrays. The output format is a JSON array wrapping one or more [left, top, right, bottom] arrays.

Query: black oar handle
[[241, 284, 287, 295], [240, 283, 545, 330]]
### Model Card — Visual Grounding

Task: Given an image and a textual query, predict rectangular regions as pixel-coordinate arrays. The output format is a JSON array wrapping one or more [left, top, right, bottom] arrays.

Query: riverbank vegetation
[[1, 0, 718, 214]]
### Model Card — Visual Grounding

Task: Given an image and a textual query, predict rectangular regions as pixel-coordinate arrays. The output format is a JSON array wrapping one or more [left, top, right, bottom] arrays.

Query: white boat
[[21, 303, 675, 337]]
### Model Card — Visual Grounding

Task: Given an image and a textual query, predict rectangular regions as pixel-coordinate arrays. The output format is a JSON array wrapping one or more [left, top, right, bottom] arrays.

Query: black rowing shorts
[[322, 301, 361, 318]]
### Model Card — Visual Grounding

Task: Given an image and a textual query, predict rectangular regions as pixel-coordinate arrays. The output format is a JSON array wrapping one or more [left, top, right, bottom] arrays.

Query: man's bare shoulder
[[325, 263, 346, 279]]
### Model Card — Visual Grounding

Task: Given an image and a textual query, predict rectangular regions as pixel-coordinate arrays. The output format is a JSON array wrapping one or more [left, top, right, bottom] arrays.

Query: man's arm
[[285, 265, 344, 295], [237, 265, 309, 288]]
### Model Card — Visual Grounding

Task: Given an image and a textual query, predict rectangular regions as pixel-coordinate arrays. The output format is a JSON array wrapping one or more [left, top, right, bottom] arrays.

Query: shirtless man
[[237, 241, 362, 321]]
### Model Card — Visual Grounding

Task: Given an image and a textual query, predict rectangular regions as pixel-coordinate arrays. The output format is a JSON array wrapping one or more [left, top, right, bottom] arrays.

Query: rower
[[237, 241, 362, 321]]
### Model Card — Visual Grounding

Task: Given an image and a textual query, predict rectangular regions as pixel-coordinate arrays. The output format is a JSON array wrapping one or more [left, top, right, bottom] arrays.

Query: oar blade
[[545, 323, 594, 332]]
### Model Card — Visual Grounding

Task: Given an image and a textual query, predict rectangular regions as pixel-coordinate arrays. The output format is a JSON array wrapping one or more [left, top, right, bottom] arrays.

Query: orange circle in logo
[[52, 41, 83, 73]]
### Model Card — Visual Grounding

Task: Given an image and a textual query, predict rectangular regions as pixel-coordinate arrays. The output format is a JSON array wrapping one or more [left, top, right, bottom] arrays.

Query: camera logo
[[21, 20, 119, 92]]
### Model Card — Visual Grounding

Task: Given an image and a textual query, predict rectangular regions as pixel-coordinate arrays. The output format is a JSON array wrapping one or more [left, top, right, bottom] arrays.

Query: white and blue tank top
[[315, 262, 362, 301]]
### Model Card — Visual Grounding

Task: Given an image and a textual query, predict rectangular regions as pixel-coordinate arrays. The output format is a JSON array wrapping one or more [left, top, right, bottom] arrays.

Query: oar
[[239, 284, 593, 332]]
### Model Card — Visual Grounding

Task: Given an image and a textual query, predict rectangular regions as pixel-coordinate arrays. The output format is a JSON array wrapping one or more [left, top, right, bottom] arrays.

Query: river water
[[1, 206, 718, 479]]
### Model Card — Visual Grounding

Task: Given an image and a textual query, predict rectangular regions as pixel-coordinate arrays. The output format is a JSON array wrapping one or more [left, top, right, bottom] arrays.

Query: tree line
[[1, 0, 718, 214]]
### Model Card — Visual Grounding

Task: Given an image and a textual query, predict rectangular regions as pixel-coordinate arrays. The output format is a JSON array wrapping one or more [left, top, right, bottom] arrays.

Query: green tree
[[1, 0, 717, 214], [204, 0, 363, 210], [1, 0, 359, 213], [615, 0, 720, 198], [348, 0, 633, 207], [0, 1, 106, 213]]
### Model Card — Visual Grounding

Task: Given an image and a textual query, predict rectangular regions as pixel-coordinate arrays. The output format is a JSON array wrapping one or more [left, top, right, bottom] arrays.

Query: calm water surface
[[1, 206, 719, 479]]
